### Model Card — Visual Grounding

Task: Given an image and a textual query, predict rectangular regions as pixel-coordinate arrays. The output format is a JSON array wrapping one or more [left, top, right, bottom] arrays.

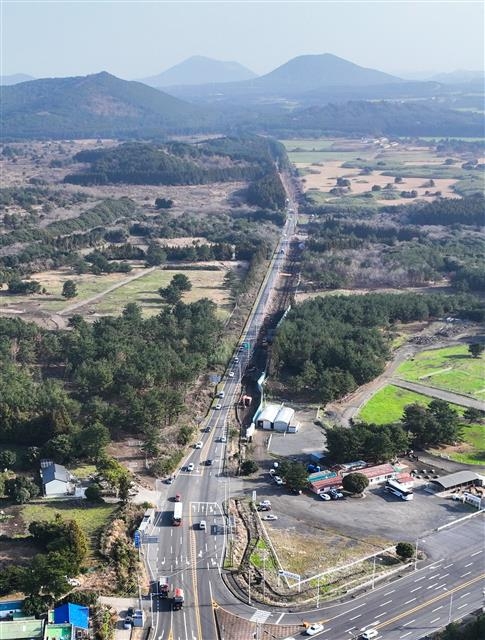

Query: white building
[[40, 460, 74, 497], [274, 406, 295, 433], [257, 404, 281, 430]]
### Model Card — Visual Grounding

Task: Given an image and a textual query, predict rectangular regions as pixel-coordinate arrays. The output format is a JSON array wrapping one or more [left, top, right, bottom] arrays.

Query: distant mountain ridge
[[0, 71, 210, 139], [141, 55, 257, 87], [0, 73, 35, 85]]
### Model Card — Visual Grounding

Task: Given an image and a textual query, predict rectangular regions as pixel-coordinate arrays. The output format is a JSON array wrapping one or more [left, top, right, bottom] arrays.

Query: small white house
[[257, 404, 281, 430], [274, 406, 295, 433], [40, 460, 73, 497]]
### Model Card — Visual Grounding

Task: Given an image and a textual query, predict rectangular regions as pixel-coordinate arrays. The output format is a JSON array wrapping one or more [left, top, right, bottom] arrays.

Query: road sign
[[242, 342, 250, 349], [252, 490, 256, 503], [134, 530, 141, 549], [278, 569, 300, 581]]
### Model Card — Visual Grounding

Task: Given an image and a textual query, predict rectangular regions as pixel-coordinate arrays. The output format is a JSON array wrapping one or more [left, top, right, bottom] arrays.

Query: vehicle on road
[[172, 587, 184, 611], [233, 356, 239, 363], [187, 463, 194, 472], [195, 441, 203, 449], [214, 403, 222, 410], [165, 477, 173, 484], [199, 520, 206, 530], [274, 476, 284, 485], [158, 578, 169, 599], [257, 505, 271, 511], [217, 391, 225, 398], [174, 494, 181, 502], [259, 500, 271, 507], [123, 617, 133, 629], [319, 493, 331, 501], [262, 514, 278, 520], [172, 502, 183, 526], [360, 629, 378, 639], [228, 371, 235, 378], [305, 623, 324, 635], [205, 459, 213, 466], [220, 435, 226, 443]]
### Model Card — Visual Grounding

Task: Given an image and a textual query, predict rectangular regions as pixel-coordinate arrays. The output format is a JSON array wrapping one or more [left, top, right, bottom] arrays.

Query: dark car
[[206, 459, 213, 466], [257, 505, 271, 511]]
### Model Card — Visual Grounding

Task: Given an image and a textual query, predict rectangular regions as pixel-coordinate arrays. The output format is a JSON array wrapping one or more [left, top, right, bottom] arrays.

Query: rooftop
[[431, 471, 481, 490], [0, 619, 44, 639]]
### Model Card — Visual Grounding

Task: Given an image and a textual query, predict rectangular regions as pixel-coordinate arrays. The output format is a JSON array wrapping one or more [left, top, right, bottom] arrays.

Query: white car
[[274, 476, 284, 485], [214, 403, 222, 410], [259, 500, 271, 507], [187, 463, 194, 472], [305, 623, 324, 636], [319, 493, 331, 501], [199, 520, 206, 530], [262, 514, 278, 521], [220, 435, 226, 443], [360, 630, 378, 640], [195, 441, 203, 449], [228, 371, 235, 378]]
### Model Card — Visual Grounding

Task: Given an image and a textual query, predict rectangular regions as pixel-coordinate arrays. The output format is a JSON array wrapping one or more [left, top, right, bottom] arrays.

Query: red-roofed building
[[343, 463, 396, 485], [308, 476, 343, 495], [395, 472, 415, 488]]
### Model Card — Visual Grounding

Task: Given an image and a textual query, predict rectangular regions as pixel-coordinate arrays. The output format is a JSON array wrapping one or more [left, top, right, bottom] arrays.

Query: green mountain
[[0, 71, 210, 139], [0, 73, 35, 86], [141, 55, 257, 87]]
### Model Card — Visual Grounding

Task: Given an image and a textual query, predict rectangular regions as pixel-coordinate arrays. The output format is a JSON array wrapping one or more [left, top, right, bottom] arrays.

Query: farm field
[[357, 384, 485, 466], [395, 345, 485, 398], [22, 501, 117, 558], [281, 137, 482, 206]]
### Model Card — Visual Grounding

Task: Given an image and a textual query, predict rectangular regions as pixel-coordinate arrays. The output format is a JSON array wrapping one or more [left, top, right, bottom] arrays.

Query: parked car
[[262, 514, 278, 520], [274, 476, 284, 485], [329, 490, 344, 500], [165, 477, 173, 484], [259, 500, 271, 507], [305, 623, 324, 635], [320, 493, 331, 501], [123, 617, 133, 630], [187, 463, 194, 472], [195, 441, 203, 449]]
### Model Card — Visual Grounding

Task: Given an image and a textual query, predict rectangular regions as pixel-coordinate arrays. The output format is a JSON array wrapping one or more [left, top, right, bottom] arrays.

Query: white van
[[361, 629, 378, 639]]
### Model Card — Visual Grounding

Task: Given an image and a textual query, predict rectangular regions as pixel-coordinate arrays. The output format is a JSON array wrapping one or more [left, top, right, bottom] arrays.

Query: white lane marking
[[275, 613, 285, 624], [414, 576, 426, 582], [428, 573, 440, 580], [331, 603, 366, 620], [430, 617, 441, 624], [435, 583, 448, 591], [432, 606, 443, 612], [464, 562, 473, 568], [458, 603, 469, 610], [460, 571, 471, 578], [384, 589, 395, 596], [443, 562, 454, 568], [427, 582, 438, 589], [250, 610, 271, 623], [410, 586, 422, 593], [471, 550, 482, 556], [438, 573, 449, 579], [350, 615, 361, 621], [320, 628, 332, 634], [404, 598, 416, 605], [375, 612, 385, 618], [400, 633, 412, 638], [460, 592, 471, 599], [405, 620, 416, 626], [380, 600, 393, 606]]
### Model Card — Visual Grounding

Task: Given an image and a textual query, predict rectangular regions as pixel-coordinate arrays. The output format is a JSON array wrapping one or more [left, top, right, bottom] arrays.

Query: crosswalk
[[250, 610, 272, 623]]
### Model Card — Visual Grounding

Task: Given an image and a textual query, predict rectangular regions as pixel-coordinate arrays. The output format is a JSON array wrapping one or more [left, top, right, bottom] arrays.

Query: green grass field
[[395, 345, 485, 398], [287, 150, 372, 164], [22, 501, 117, 556], [358, 384, 484, 465], [93, 268, 232, 319]]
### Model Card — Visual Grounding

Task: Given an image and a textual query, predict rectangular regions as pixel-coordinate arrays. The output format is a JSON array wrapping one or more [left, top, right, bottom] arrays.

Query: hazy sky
[[2, 1, 483, 79]]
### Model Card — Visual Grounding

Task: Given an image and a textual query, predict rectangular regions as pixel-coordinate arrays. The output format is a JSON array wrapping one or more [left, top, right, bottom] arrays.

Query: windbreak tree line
[[0, 300, 221, 463], [272, 292, 482, 403]]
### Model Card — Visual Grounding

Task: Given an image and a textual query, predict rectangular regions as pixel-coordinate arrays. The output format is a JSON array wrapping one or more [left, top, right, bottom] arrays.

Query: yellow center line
[[374, 572, 485, 630], [188, 504, 203, 639]]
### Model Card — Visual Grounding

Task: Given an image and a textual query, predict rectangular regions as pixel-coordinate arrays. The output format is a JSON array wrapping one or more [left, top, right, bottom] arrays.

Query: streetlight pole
[[316, 575, 320, 609], [448, 590, 453, 625], [414, 537, 419, 571], [372, 554, 376, 589], [248, 568, 251, 606]]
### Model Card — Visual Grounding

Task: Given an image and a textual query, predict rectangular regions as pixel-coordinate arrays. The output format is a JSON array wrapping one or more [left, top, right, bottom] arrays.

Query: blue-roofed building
[[53, 603, 89, 630]]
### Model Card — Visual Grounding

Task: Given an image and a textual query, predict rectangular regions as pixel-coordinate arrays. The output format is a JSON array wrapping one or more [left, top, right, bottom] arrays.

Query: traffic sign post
[[134, 530, 141, 549]]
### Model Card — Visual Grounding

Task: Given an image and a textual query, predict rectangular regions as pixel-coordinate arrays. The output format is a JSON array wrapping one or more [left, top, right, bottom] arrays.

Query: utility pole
[[414, 537, 419, 571]]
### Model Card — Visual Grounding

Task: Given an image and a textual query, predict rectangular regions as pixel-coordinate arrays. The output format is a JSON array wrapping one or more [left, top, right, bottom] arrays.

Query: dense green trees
[[396, 542, 415, 560], [277, 460, 309, 491], [406, 194, 484, 226], [62, 280, 77, 299], [325, 423, 409, 463], [402, 400, 462, 447], [342, 472, 369, 494], [247, 171, 286, 210]]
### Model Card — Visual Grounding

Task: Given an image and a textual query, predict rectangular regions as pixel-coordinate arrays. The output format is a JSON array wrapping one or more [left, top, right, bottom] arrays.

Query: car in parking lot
[[195, 441, 203, 449], [319, 493, 331, 501], [259, 500, 271, 507], [199, 520, 206, 530], [262, 514, 278, 520], [187, 463, 194, 472], [214, 403, 222, 410], [305, 622, 324, 635], [329, 490, 344, 500]]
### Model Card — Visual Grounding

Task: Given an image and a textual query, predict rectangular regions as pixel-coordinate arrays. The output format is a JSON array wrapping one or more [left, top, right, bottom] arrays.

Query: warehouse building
[[430, 470, 483, 492]]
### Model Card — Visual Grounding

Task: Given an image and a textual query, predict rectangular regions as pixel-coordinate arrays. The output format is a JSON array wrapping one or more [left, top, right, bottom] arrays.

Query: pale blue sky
[[2, 1, 483, 79]]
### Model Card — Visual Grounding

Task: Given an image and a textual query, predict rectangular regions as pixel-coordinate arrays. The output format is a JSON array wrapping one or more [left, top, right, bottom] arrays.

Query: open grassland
[[92, 267, 232, 319], [22, 501, 117, 557], [358, 384, 484, 465], [395, 345, 485, 398]]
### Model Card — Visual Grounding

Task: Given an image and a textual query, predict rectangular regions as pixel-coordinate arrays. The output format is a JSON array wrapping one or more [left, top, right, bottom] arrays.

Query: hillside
[[0, 73, 35, 85], [141, 55, 257, 87], [0, 71, 211, 139]]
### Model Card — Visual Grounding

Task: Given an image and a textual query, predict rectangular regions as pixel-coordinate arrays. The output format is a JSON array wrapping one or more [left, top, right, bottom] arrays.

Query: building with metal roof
[[0, 619, 44, 639], [256, 404, 281, 430], [53, 604, 89, 630], [274, 406, 295, 433], [431, 471, 483, 491], [40, 460, 73, 497]]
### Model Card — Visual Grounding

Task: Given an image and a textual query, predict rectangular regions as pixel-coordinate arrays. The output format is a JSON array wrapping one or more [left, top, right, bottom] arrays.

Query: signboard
[[133, 530, 141, 549], [209, 374, 221, 384], [278, 569, 300, 581], [252, 490, 257, 503]]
